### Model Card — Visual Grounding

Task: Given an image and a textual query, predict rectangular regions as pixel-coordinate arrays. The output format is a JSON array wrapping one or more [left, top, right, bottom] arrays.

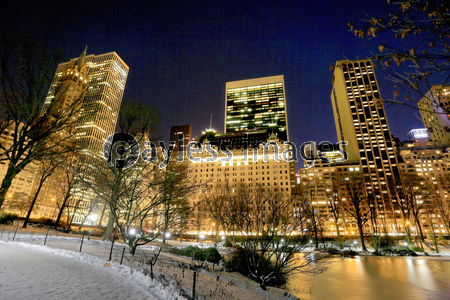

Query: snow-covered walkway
[[0, 241, 185, 300]]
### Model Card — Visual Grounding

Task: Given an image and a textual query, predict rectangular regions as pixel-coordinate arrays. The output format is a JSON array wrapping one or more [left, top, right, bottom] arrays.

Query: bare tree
[[3, 191, 29, 218], [101, 99, 161, 240], [189, 207, 202, 242], [395, 172, 427, 250], [391, 175, 413, 244], [348, 0, 450, 114], [338, 175, 370, 251], [205, 178, 242, 242], [158, 161, 193, 245], [326, 181, 345, 249], [53, 157, 83, 226], [0, 35, 83, 209], [89, 152, 199, 255], [22, 158, 61, 228], [296, 182, 328, 249], [436, 174, 450, 235], [220, 183, 330, 290]]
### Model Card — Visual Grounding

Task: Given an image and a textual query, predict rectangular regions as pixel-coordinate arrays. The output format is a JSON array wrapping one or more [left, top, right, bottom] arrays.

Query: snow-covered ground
[[0, 229, 296, 300], [0, 240, 186, 300]]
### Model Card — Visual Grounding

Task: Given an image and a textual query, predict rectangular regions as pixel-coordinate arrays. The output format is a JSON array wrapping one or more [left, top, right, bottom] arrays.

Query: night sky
[[1, 0, 425, 167]]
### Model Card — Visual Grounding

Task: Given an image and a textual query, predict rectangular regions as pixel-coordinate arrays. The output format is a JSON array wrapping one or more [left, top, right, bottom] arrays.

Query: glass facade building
[[225, 75, 288, 141], [45, 52, 129, 222]]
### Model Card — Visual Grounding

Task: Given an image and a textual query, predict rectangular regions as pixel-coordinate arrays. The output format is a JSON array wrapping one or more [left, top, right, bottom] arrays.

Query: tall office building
[[46, 51, 128, 166], [225, 75, 289, 141], [41, 48, 90, 150], [418, 85, 450, 146], [331, 59, 399, 223], [39, 51, 129, 222]]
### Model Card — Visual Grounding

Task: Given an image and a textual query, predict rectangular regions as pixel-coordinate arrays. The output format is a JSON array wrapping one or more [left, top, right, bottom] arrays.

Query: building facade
[[331, 59, 400, 224], [418, 85, 450, 146], [187, 130, 296, 235], [35, 51, 129, 223], [225, 75, 288, 141], [0, 123, 38, 217], [170, 125, 192, 156]]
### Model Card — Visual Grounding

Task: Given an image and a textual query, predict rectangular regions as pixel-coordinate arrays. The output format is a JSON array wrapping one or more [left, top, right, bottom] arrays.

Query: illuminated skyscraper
[[42, 51, 129, 222], [331, 59, 399, 224], [225, 75, 288, 141]]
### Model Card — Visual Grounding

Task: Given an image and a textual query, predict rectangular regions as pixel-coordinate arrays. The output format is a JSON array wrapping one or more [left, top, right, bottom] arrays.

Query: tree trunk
[[416, 219, 425, 242], [23, 177, 47, 228], [104, 211, 115, 241], [215, 223, 220, 245], [260, 280, 267, 290], [405, 224, 412, 244], [357, 222, 367, 251], [0, 167, 17, 209], [130, 243, 137, 255], [370, 221, 379, 252], [97, 201, 108, 227], [55, 197, 69, 226], [333, 219, 343, 249], [313, 224, 319, 249], [320, 227, 326, 248]]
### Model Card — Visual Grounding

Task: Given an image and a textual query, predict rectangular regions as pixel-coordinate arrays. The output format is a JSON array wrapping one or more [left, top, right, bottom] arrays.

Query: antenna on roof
[[210, 113, 212, 129]]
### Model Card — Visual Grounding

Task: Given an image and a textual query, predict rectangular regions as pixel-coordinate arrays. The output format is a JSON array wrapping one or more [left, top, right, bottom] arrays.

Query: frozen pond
[[287, 255, 450, 300]]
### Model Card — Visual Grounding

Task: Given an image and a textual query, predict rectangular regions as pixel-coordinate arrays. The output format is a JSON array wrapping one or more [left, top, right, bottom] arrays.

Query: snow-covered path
[[0, 241, 185, 300]]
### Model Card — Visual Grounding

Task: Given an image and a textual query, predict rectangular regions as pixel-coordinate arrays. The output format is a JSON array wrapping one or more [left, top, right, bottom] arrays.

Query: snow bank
[[0, 240, 187, 300]]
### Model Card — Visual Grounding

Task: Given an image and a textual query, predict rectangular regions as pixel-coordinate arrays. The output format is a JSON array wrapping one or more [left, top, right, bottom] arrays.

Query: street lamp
[[89, 214, 98, 225]]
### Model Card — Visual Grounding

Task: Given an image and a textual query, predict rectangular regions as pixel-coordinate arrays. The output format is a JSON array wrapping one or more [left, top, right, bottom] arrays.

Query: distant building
[[187, 129, 296, 235], [403, 128, 442, 149], [397, 146, 450, 236], [225, 75, 288, 141], [169, 125, 192, 155], [0, 123, 38, 216], [418, 85, 450, 146]]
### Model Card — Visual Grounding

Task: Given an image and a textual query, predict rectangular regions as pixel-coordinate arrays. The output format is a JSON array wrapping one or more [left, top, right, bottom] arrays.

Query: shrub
[[370, 236, 395, 249], [395, 248, 418, 256], [225, 247, 287, 287], [0, 212, 19, 224], [341, 249, 358, 257], [29, 217, 54, 226], [408, 245, 424, 252], [326, 248, 340, 255], [204, 247, 221, 264], [167, 247, 184, 256], [170, 246, 222, 263], [224, 240, 233, 248], [184, 246, 205, 260]]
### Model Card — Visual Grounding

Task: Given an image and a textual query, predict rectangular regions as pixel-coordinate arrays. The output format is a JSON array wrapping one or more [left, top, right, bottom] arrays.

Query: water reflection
[[287, 256, 450, 300]]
